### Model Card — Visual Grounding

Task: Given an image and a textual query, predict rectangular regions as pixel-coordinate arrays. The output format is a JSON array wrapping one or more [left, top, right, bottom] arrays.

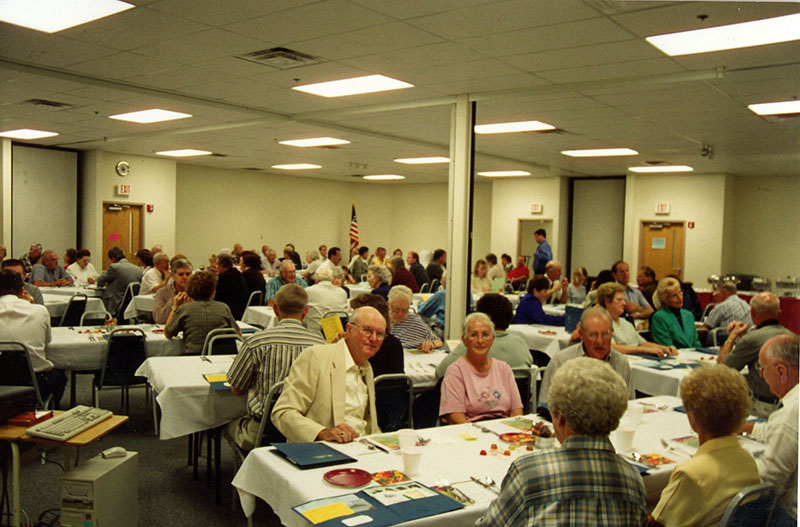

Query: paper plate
[[499, 432, 534, 443], [323, 468, 372, 488]]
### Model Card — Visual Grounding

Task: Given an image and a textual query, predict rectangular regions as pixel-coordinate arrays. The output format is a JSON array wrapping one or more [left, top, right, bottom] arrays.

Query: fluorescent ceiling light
[[279, 137, 350, 147], [109, 109, 192, 124], [271, 163, 321, 170], [0, 0, 134, 34], [155, 149, 211, 157], [363, 174, 405, 181], [646, 13, 800, 56], [561, 148, 638, 157], [474, 120, 555, 134], [629, 165, 693, 173], [0, 128, 58, 140], [394, 157, 450, 164], [292, 74, 413, 98], [748, 100, 800, 116], [477, 170, 531, 177]]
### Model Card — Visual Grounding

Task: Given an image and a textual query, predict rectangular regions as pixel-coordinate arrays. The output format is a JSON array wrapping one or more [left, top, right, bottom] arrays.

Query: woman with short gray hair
[[366, 264, 391, 300], [387, 285, 442, 351]]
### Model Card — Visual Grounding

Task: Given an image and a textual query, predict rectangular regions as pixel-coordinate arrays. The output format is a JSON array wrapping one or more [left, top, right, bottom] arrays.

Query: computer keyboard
[[26, 405, 112, 441]]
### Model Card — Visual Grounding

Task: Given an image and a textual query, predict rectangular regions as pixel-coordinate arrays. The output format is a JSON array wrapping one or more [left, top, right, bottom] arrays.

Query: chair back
[[59, 293, 88, 327], [322, 310, 349, 334], [429, 279, 440, 292], [0, 341, 45, 407], [116, 282, 140, 322], [253, 380, 287, 447], [709, 327, 729, 346], [529, 349, 551, 367], [512, 366, 539, 414], [419, 282, 430, 293], [516, 278, 529, 292], [701, 302, 717, 322], [80, 310, 112, 326], [247, 290, 263, 307], [201, 327, 240, 356], [95, 328, 148, 389], [374, 373, 415, 431], [718, 482, 778, 527]]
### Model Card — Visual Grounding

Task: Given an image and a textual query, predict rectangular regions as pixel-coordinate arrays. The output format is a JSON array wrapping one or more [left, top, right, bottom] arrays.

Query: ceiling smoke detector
[[235, 47, 322, 69]]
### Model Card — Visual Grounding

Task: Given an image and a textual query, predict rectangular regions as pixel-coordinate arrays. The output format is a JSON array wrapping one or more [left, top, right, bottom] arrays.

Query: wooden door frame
[[639, 219, 685, 279], [517, 218, 553, 267], [102, 201, 144, 264]]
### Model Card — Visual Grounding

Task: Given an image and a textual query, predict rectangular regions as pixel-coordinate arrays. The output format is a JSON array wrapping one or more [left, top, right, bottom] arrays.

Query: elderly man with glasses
[[538, 307, 634, 406], [271, 306, 384, 443]]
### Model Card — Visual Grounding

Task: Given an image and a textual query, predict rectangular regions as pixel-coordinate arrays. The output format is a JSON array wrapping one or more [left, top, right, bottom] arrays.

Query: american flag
[[349, 203, 359, 250]]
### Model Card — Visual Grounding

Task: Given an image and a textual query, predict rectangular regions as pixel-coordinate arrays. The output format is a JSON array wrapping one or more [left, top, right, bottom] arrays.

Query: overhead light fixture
[[363, 174, 405, 181], [474, 120, 555, 134], [292, 74, 413, 98], [561, 148, 638, 157], [394, 157, 450, 164], [0, 0, 134, 33], [271, 163, 321, 170], [0, 128, 58, 140], [628, 165, 693, 173], [477, 170, 531, 177], [646, 13, 800, 56], [279, 137, 350, 147], [748, 100, 800, 116], [109, 109, 192, 124], [155, 149, 212, 157]]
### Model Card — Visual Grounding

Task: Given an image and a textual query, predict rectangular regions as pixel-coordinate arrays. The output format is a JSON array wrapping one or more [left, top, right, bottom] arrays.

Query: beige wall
[[80, 150, 177, 268]]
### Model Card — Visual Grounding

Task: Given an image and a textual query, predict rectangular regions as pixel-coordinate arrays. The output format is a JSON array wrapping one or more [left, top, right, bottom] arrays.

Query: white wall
[[623, 173, 727, 287], [571, 178, 625, 273], [80, 150, 176, 267], [724, 175, 800, 283]]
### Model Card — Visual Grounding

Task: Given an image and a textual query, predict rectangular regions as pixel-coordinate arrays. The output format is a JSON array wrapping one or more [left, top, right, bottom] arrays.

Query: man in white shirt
[[0, 269, 66, 406], [741, 333, 798, 524], [66, 249, 98, 286], [320, 247, 342, 273], [544, 260, 568, 304], [304, 265, 348, 334], [271, 306, 383, 443], [140, 252, 170, 295]]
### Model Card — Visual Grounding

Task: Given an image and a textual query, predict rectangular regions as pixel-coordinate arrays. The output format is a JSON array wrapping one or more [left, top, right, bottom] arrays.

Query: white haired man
[[480, 356, 647, 526], [304, 265, 347, 334], [703, 281, 752, 330]]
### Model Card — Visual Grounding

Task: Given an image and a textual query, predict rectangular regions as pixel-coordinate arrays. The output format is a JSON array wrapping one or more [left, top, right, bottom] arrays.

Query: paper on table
[[320, 316, 345, 343], [297, 499, 360, 524]]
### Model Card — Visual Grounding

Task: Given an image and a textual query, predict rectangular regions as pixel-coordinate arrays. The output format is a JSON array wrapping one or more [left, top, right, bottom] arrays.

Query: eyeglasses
[[355, 325, 386, 340], [585, 331, 613, 340]]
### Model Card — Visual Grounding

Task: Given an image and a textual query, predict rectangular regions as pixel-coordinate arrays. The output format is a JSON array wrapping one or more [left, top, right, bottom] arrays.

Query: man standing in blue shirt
[[532, 229, 551, 274]]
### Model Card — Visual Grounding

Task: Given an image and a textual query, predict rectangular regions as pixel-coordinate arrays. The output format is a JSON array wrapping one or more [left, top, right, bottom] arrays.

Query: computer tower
[[60, 451, 138, 527]]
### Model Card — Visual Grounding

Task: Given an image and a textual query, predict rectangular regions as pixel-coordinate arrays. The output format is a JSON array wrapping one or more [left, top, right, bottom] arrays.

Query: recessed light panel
[[271, 163, 321, 170], [748, 100, 800, 116], [474, 121, 555, 134], [109, 109, 192, 124], [477, 170, 531, 177], [0, 128, 58, 140], [363, 175, 405, 181], [561, 148, 638, 157], [279, 137, 350, 147], [646, 13, 800, 56], [156, 149, 211, 157], [628, 165, 693, 173], [394, 157, 450, 164], [0, 0, 134, 33], [292, 75, 413, 98]]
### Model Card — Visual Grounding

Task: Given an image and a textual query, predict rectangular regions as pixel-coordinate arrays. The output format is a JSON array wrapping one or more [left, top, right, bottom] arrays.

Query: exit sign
[[117, 184, 131, 196]]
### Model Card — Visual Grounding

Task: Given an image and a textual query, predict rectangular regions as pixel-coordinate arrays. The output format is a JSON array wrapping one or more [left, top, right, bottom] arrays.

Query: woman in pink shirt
[[439, 312, 523, 423]]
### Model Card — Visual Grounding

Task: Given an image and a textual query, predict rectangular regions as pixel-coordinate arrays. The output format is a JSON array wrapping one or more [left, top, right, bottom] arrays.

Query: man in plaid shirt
[[703, 281, 752, 330], [480, 357, 647, 527]]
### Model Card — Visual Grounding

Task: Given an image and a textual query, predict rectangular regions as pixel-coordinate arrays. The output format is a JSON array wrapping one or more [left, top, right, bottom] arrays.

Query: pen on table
[[362, 438, 391, 453]]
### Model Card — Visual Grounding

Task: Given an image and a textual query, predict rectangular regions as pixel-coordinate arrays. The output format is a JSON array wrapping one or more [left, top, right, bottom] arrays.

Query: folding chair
[[58, 293, 88, 327], [718, 482, 778, 527], [201, 328, 242, 356], [79, 309, 112, 326], [115, 281, 140, 324], [429, 279, 440, 292], [374, 374, 415, 431], [92, 328, 150, 415], [419, 282, 430, 293], [0, 341, 49, 409], [321, 310, 349, 335], [512, 365, 539, 414], [247, 290, 263, 307]]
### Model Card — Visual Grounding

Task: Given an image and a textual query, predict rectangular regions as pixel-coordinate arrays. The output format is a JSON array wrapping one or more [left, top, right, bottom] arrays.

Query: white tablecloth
[[348, 282, 372, 299], [627, 349, 718, 397], [506, 324, 572, 357], [43, 294, 105, 319], [135, 355, 247, 440], [123, 293, 155, 319], [242, 306, 278, 329], [404, 348, 448, 388], [39, 285, 103, 298]]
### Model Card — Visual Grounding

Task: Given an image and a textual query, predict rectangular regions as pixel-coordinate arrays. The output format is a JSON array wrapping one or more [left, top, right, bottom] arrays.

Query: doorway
[[517, 219, 553, 272], [640, 221, 685, 281], [102, 203, 143, 269]]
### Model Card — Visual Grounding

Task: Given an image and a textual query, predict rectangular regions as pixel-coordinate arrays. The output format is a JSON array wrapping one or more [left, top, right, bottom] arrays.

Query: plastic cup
[[616, 427, 636, 453], [397, 429, 417, 450], [624, 405, 643, 427], [401, 448, 423, 476]]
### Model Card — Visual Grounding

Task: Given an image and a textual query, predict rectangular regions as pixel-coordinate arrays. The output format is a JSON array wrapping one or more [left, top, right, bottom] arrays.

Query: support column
[[0, 139, 11, 250], [444, 95, 475, 340]]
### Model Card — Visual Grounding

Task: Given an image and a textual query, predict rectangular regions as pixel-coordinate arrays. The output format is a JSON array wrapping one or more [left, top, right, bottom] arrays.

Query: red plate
[[499, 432, 534, 443], [323, 468, 372, 488]]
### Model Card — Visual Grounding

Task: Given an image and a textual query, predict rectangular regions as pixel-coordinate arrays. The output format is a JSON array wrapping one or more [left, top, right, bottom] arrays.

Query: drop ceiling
[[0, 0, 798, 183]]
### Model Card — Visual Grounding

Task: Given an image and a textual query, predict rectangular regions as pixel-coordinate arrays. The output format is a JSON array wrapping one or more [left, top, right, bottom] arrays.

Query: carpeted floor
[[8, 376, 284, 526]]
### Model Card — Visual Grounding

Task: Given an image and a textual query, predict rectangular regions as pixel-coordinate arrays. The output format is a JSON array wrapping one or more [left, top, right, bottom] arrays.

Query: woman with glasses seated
[[651, 277, 702, 349], [388, 285, 442, 352], [439, 312, 523, 424]]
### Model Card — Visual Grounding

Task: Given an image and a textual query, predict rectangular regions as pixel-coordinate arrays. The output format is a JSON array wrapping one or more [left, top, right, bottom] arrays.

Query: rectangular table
[[43, 294, 105, 319], [242, 306, 278, 329], [39, 285, 104, 298], [506, 324, 572, 358], [627, 349, 718, 397], [123, 293, 155, 320]]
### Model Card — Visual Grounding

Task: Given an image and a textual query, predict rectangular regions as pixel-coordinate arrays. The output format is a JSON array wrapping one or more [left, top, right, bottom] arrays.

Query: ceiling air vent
[[235, 47, 322, 69], [23, 98, 72, 109], [242, 167, 263, 171], [210, 153, 227, 157]]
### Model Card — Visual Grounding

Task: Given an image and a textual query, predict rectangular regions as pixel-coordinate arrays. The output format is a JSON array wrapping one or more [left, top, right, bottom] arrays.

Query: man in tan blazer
[[271, 306, 385, 443]]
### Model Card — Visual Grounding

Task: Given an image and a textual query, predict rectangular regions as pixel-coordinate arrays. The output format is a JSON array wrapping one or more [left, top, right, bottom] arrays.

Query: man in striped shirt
[[226, 283, 325, 450]]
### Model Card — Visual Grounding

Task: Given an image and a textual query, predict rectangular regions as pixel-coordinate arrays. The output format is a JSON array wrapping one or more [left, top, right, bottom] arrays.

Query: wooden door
[[101, 203, 142, 269], [640, 221, 685, 281]]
